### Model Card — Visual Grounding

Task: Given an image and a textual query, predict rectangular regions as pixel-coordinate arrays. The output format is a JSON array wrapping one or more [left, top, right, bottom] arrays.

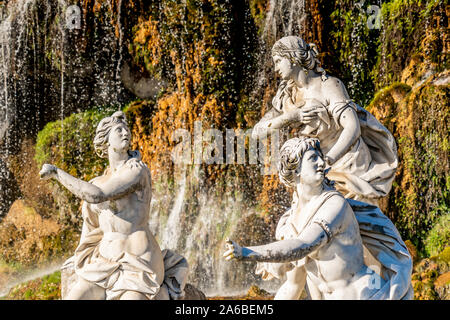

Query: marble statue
[[224, 137, 413, 300], [252, 36, 398, 205], [40, 111, 189, 300]]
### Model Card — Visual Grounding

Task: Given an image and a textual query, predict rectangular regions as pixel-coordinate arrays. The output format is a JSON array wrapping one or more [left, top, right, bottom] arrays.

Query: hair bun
[[111, 111, 127, 122]]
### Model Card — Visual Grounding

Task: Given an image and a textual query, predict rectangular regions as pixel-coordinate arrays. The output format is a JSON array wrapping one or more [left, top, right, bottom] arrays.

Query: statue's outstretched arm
[[224, 194, 348, 263], [40, 163, 142, 204], [251, 108, 284, 140], [224, 222, 328, 263]]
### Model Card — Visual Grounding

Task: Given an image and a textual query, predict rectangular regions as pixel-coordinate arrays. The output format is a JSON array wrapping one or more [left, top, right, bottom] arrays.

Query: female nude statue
[[253, 36, 398, 205], [40, 111, 188, 300], [224, 137, 413, 300]]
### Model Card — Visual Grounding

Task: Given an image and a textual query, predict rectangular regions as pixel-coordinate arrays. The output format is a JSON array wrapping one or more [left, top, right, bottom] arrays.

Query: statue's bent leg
[[65, 277, 106, 300], [274, 266, 306, 300]]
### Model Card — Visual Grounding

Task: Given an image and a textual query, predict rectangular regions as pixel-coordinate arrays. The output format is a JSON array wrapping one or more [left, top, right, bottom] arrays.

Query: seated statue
[[224, 137, 413, 300], [40, 111, 188, 300]]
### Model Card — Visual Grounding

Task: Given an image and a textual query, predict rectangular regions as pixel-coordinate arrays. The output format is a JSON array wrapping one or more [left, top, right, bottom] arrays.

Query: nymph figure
[[224, 137, 413, 300], [40, 111, 188, 300], [253, 36, 398, 205]]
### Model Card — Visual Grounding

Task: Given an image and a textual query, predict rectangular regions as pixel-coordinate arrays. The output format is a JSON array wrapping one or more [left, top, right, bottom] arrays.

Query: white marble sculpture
[[40, 111, 188, 300], [224, 137, 413, 300], [252, 36, 398, 205]]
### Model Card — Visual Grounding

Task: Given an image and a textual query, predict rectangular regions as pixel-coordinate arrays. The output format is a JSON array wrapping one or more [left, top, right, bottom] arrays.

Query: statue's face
[[273, 54, 294, 80], [298, 148, 325, 186], [108, 123, 131, 153]]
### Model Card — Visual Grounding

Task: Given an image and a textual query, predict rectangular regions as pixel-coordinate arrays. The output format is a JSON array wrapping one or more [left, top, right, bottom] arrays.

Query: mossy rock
[[412, 246, 450, 300], [434, 272, 450, 300], [367, 76, 449, 252], [425, 214, 450, 257], [0, 200, 78, 269], [375, 0, 447, 89], [435, 247, 450, 265]]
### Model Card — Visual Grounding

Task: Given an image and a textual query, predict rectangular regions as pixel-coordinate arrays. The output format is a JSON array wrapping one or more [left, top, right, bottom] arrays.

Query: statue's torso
[[292, 195, 382, 299], [88, 164, 162, 266], [279, 77, 342, 153]]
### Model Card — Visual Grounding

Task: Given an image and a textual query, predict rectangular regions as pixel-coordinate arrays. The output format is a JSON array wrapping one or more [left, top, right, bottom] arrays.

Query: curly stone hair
[[93, 111, 129, 158], [271, 36, 327, 81], [278, 137, 332, 188]]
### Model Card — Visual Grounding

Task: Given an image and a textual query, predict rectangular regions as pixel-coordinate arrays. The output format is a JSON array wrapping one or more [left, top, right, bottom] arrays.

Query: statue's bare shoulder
[[314, 193, 352, 237], [321, 76, 350, 103]]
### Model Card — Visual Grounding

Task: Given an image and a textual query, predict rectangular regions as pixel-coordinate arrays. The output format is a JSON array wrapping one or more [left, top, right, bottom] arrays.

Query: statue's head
[[271, 36, 326, 80], [94, 111, 131, 158], [278, 137, 331, 188]]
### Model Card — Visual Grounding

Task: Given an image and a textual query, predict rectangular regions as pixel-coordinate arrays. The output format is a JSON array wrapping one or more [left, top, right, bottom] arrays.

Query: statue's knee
[[65, 278, 105, 300]]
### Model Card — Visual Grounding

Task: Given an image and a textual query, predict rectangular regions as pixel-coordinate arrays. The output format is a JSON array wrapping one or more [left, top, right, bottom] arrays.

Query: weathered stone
[[42, 111, 189, 300], [225, 136, 413, 300], [434, 272, 450, 300]]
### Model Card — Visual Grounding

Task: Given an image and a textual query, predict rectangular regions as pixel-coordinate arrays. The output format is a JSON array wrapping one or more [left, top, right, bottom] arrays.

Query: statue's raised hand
[[39, 164, 57, 180], [223, 238, 243, 261]]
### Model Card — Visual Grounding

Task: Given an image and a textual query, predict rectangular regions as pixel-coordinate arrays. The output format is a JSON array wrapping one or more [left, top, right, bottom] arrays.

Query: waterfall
[[0, 0, 39, 217], [58, 0, 66, 149], [0, 13, 10, 149], [159, 172, 187, 250], [0, 0, 133, 217], [263, 0, 307, 45], [148, 167, 283, 296], [0, 0, 35, 151], [115, 0, 124, 103]]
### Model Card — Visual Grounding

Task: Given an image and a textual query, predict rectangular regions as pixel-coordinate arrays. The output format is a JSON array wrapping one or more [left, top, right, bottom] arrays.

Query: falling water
[[263, 0, 307, 44], [148, 167, 283, 296], [0, 11, 10, 149], [159, 172, 187, 250], [115, 0, 124, 105], [0, 0, 36, 153], [59, 1, 65, 149]]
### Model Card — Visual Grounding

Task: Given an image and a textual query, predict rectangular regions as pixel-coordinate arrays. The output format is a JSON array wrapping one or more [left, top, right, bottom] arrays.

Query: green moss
[[123, 99, 156, 137], [368, 82, 412, 107], [425, 214, 450, 257], [329, 1, 380, 106], [248, 0, 267, 35], [375, 0, 447, 88]]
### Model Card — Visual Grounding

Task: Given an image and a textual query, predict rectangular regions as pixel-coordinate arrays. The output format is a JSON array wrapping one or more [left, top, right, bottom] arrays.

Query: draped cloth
[[327, 101, 398, 204], [61, 202, 188, 300], [255, 190, 413, 300], [272, 80, 398, 203]]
